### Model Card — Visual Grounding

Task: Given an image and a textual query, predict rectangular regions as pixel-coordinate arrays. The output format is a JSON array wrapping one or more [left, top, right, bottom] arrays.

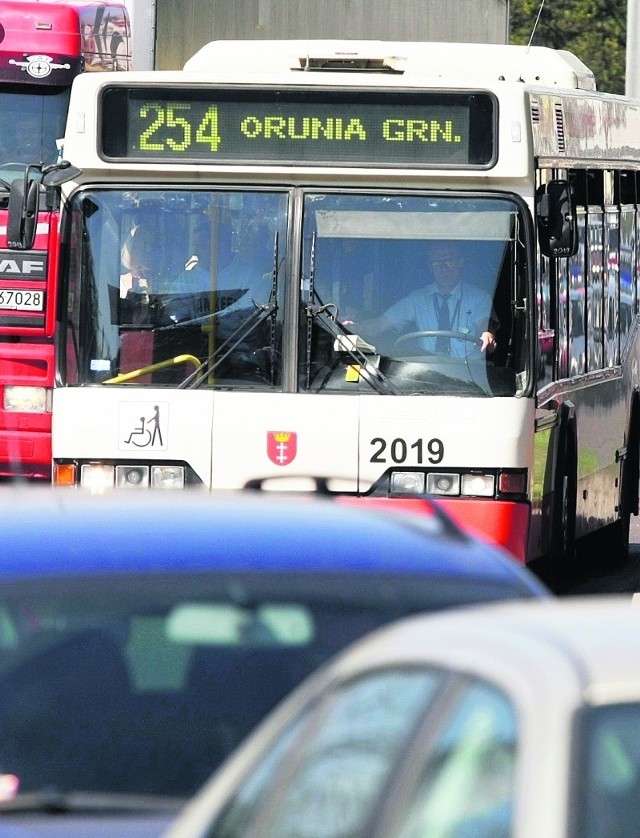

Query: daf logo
[[0, 258, 44, 274], [0, 251, 47, 278]]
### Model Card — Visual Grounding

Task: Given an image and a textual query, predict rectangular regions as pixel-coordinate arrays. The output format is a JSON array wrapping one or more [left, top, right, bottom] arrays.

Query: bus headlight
[[78, 463, 185, 489], [426, 473, 460, 496], [461, 473, 495, 497], [390, 471, 426, 495], [151, 465, 185, 489], [4, 386, 50, 412], [115, 465, 150, 489], [80, 464, 115, 492], [385, 468, 526, 500]]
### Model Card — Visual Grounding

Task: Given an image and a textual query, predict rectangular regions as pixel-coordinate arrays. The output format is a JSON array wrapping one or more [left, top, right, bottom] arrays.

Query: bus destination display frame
[[100, 85, 498, 169]]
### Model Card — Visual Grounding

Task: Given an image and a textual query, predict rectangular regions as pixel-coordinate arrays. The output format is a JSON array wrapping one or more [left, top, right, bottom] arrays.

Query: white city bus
[[50, 40, 640, 575]]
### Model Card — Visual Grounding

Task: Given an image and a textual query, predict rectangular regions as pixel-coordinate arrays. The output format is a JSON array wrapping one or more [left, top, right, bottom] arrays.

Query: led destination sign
[[101, 87, 496, 167]]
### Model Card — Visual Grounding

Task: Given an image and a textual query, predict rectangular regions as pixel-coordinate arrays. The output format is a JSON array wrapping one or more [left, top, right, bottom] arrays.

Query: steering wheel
[[394, 329, 481, 349]]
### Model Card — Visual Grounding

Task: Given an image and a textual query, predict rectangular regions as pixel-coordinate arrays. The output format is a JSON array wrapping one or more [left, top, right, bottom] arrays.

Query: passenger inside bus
[[354, 241, 499, 356], [114, 215, 279, 385], [119, 223, 210, 324]]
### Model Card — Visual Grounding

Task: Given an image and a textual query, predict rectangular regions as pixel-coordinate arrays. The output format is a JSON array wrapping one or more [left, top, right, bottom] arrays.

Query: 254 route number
[[370, 436, 444, 465]]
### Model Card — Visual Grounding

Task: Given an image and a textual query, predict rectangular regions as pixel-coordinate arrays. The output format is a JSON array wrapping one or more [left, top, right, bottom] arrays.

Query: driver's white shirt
[[384, 281, 497, 357]]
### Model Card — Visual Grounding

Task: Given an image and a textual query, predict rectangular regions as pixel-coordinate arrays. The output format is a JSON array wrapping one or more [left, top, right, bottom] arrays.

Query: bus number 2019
[[370, 437, 444, 464]]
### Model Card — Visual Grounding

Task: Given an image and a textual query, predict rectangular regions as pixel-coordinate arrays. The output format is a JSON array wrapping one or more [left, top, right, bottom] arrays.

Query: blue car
[[0, 489, 548, 836]]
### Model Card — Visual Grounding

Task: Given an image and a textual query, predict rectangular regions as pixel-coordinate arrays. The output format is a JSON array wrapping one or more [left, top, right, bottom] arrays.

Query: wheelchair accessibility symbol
[[119, 402, 168, 451]]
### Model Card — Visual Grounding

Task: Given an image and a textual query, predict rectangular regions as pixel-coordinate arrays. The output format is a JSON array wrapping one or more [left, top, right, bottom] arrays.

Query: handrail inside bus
[[103, 354, 202, 384]]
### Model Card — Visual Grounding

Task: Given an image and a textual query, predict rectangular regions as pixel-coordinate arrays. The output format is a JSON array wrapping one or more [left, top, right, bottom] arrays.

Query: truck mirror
[[536, 179, 577, 258], [7, 176, 39, 251]]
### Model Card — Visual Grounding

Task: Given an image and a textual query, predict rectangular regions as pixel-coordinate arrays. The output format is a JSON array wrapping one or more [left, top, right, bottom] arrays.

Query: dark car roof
[[0, 488, 547, 595]]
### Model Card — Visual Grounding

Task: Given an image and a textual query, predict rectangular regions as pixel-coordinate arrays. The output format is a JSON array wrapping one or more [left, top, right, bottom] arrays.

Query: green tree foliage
[[509, 0, 626, 94]]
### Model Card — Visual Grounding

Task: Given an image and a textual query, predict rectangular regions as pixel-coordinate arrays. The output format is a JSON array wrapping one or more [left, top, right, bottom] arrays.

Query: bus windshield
[[63, 189, 530, 397], [302, 193, 530, 397], [0, 85, 69, 176]]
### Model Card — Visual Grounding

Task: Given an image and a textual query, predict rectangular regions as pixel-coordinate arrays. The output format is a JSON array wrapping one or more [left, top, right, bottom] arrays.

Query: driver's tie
[[435, 293, 451, 354]]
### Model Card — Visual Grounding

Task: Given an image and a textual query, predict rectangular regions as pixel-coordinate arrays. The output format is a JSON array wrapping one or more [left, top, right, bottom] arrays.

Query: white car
[[165, 596, 640, 838]]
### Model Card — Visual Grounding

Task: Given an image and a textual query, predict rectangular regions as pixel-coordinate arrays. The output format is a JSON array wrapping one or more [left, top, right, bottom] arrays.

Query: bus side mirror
[[7, 177, 39, 251], [536, 179, 577, 258]]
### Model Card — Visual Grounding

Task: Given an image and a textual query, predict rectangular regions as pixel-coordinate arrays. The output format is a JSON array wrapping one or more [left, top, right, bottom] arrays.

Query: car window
[[212, 669, 445, 838], [395, 679, 517, 838], [0, 570, 530, 802], [0, 588, 324, 798], [579, 702, 640, 838]]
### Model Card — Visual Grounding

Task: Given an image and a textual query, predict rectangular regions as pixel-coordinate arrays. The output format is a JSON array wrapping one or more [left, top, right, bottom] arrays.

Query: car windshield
[[578, 702, 640, 837], [0, 569, 531, 802]]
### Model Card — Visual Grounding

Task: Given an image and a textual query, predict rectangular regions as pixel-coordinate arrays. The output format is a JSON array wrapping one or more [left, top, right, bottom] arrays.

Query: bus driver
[[356, 242, 498, 356]]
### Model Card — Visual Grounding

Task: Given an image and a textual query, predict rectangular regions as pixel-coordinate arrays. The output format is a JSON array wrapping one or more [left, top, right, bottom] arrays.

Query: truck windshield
[[0, 85, 69, 174]]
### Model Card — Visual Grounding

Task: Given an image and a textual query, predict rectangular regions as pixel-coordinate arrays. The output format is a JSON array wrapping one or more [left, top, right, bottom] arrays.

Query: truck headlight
[[4, 386, 49, 412]]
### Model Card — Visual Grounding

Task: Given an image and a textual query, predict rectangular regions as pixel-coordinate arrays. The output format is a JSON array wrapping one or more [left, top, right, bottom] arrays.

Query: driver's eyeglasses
[[430, 258, 458, 270]]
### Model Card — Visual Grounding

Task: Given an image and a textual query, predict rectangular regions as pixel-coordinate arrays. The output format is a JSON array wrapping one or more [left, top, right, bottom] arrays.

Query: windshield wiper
[[306, 301, 399, 395], [304, 231, 397, 395], [180, 231, 281, 388], [0, 789, 184, 815], [179, 299, 277, 388]]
